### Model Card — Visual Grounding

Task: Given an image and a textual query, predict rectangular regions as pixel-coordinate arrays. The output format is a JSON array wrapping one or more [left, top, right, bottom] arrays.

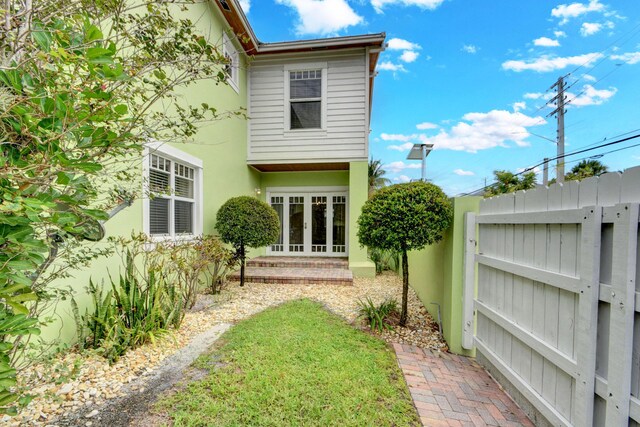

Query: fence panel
[[470, 166, 640, 427]]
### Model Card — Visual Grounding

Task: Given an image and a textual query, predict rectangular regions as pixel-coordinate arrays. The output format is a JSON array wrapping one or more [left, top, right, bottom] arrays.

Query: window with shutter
[[146, 150, 201, 239]]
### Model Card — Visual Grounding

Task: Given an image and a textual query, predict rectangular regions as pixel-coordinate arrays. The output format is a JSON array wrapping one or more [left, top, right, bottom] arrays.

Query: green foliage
[[357, 298, 399, 332], [357, 181, 453, 254], [216, 196, 280, 286], [368, 158, 391, 197], [484, 170, 536, 197], [193, 236, 238, 295], [565, 159, 609, 181], [1, 0, 242, 412], [369, 248, 400, 274], [80, 236, 185, 363], [357, 181, 452, 326]]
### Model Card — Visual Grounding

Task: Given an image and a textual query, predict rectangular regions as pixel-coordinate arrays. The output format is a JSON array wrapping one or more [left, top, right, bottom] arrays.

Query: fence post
[[462, 212, 476, 350], [605, 203, 639, 426], [572, 206, 602, 426]]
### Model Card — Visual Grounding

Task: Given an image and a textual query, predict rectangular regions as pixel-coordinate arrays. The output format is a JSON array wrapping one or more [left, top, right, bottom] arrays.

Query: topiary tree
[[357, 181, 453, 327], [215, 196, 280, 287]]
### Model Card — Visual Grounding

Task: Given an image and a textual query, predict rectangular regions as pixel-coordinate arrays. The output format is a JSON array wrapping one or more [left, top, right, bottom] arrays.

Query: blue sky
[[239, 0, 640, 195]]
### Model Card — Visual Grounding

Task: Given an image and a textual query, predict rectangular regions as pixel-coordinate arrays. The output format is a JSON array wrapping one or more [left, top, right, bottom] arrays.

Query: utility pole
[[548, 76, 566, 183]]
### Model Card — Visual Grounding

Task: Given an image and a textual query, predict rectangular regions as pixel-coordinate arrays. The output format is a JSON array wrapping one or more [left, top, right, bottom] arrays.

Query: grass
[[155, 299, 420, 426]]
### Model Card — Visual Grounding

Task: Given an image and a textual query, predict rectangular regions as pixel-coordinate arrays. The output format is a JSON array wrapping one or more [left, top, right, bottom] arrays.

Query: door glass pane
[[333, 196, 346, 253], [270, 196, 284, 252], [289, 196, 304, 252], [311, 196, 327, 253]]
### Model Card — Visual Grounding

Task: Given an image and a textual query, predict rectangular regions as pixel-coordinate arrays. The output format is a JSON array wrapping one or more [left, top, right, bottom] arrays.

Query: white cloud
[[377, 61, 407, 72], [534, 37, 560, 47], [567, 85, 617, 107], [275, 0, 363, 35], [611, 51, 640, 64], [454, 169, 475, 176], [551, 0, 605, 24], [580, 22, 602, 36], [581, 73, 597, 81], [554, 30, 567, 38], [387, 38, 421, 51], [462, 44, 477, 54], [523, 92, 543, 99], [238, 0, 250, 12], [400, 50, 419, 63], [381, 133, 416, 141], [393, 175, 412, 183], [371, 0, 445, 14], [502, 53, 603, 72], [416, 122, 438, 130], [385, 161, 421, 173], [388, 142, 414, 151], [416, 110, 546, 153], [513, 101, 527, 112]]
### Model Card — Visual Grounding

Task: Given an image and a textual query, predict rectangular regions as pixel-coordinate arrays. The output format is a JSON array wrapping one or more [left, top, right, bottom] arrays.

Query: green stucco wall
[[408, 196, 481, 356], [348, 161, 375, 277]]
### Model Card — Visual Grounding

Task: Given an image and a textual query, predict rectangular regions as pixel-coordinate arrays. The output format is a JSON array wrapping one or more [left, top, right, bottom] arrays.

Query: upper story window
[[144, 143, 203, 240], [289, 69, 322, 129], [222, 33, 239, 92], [285, 63, 327, 132]]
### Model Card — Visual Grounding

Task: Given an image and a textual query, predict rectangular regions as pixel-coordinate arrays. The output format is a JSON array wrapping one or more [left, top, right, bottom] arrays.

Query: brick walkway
[[393, 344, 534, 427]]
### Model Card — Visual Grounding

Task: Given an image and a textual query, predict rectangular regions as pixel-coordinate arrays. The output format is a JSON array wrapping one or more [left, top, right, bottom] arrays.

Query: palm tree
[[368, 159, 391, 197], [565, 159, 608, 181], [485, 170, 536, 197]]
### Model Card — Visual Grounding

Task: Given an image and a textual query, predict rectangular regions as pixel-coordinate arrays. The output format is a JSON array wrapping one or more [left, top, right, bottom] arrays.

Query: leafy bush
[[357, 298, 399, 332], [194, 236, 238, 295], [216, 197, 280, 286], [369, 248, 400, 274], [358, 181, 452, 326]]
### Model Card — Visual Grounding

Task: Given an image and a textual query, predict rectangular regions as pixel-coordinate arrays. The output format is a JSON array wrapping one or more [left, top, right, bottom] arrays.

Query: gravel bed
[[7, 272, 446, 426]]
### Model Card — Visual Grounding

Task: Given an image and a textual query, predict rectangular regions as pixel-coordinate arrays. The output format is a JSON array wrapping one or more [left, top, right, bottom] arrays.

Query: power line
[[459, 132, 640, 196]]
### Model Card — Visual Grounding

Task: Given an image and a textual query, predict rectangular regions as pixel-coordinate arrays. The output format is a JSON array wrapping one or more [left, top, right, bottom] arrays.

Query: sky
[[238, 0, 640, 196]]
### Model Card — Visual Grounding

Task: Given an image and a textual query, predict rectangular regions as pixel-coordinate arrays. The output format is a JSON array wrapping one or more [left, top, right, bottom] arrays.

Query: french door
[[267, 191, 348, 256]]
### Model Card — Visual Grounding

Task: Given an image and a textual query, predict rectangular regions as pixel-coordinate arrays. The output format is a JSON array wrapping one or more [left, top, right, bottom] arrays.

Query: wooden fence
[[464, 166, 640, 426]]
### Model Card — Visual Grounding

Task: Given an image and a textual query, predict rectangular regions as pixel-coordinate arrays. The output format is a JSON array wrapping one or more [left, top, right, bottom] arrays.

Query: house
[[143, 0, 384, 276]]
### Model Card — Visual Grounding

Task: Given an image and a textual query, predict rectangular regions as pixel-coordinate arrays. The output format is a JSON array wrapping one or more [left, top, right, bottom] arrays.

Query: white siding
[[248, 52, 368, 164]]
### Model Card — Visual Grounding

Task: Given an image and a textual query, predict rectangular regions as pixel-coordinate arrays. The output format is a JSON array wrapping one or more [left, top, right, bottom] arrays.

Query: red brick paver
[[393, 344, 534, 427]]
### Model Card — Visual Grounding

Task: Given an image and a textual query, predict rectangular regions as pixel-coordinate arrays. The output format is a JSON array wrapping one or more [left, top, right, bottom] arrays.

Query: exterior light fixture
[[406, 143, 434, 181]]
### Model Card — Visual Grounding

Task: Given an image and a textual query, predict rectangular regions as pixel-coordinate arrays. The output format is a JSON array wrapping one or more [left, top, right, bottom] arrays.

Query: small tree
[[485, 170, 536, 197], [215, 197, 280, 287], [357, 182, 452, 326], [565, 159, 608, 181]]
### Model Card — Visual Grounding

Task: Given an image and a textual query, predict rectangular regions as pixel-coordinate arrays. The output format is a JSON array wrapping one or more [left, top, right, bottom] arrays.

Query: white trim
[[222, 32, 240, 93], [283, 62, 328, 133], [266, 186, 348, 193], [142, 143, 203, 241], [364, 46, 371, 160]]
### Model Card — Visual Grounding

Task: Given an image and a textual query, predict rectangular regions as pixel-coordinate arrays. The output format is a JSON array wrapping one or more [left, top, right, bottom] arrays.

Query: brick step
[[229, 266, 353, 286], [246, 256, 348, 269]]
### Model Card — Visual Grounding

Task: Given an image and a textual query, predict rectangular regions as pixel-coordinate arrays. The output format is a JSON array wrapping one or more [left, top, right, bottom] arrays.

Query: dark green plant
[[368, 158, 391, 197], [484, 170, 536, 197], [357, 297, 399, 332], [80, 236, 187, 363], [565, 159, 609, 181], [215, 197, 280, 287], [357, 181, 452, 327]]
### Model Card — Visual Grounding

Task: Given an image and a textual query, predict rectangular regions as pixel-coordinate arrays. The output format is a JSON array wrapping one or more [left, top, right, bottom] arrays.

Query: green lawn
[[156, 299, 420, 426]]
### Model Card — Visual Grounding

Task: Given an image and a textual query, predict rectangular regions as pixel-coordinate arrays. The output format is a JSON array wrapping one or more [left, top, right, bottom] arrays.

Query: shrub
[[357, 298, 399, 332], [194, 236, 238, 295], [215, 197, 280, 286], [369, 248, 400, 274], [357, 181, 452, 326]]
